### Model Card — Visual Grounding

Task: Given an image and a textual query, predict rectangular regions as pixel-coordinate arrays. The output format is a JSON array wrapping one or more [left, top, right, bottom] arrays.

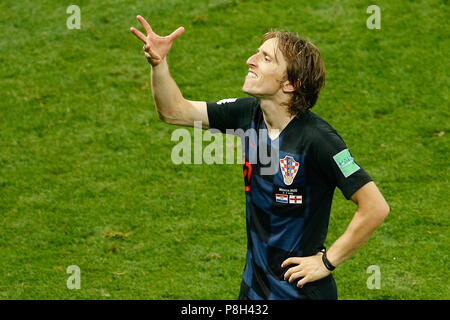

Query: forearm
[[150, 58, 187, 121], [326, 206, 388, 267]]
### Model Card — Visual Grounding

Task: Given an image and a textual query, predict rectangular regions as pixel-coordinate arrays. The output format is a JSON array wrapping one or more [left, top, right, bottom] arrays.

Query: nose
[[247, 53, 257, 67]]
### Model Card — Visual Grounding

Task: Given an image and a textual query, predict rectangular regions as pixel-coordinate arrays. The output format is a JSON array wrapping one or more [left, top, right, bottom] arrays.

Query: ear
[[282, 80, 296, 93]]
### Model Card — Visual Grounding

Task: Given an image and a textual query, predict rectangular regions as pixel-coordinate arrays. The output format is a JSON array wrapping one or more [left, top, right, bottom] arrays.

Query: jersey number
[[243, 160, 252, 192]]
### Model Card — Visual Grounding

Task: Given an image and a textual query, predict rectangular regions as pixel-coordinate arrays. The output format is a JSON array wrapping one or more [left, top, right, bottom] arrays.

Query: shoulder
[[298, 112, 349, 161], [215, 96, 258, 107], [303, 112, 340, 140], [206, 96, 259, 132]]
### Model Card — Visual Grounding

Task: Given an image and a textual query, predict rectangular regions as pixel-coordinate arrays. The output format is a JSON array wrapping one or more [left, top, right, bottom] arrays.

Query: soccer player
[[130, 16, 390, 300]]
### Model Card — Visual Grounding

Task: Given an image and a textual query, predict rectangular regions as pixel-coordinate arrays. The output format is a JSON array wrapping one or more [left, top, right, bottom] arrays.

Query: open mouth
[[246, 70, 258, 79]]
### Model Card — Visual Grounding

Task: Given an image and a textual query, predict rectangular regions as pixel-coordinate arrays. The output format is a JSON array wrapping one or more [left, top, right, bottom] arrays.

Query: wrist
[[320, 248, 336, 271], [151, 57, 167, 69]]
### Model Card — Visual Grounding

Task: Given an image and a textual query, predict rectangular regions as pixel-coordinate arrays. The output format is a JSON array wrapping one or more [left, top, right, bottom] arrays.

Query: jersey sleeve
[[314, 129, 373, 200], [206, 97, 256, 133]]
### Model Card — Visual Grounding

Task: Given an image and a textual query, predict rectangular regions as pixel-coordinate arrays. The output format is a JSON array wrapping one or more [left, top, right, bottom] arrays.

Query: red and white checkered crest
[[279, 155, 299, 186]]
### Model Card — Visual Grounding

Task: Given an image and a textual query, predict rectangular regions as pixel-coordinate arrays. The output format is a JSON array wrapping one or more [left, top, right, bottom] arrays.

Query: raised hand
[[130, 15, 184, 66]]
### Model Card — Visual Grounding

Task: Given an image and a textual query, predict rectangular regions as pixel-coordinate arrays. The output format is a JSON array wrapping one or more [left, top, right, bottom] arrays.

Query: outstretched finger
[[137, 15, 153, 35], [130, 27, 147, 43], [169, 26, 185, 41]]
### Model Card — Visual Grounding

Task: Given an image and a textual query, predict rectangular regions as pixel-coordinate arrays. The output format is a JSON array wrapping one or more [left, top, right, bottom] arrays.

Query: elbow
[[155, 100, 186, 125], [156, 109, 175, 124], [381, 204, 390, 223], [157, 111, 169, 123], [381, 198, 390, 218], [375, 201, 390, 225], [359, 200, 390, 228], [384, 202, 390, 217]]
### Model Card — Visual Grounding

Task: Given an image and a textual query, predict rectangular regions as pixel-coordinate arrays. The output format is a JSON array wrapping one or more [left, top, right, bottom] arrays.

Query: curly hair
[[261, 31, 325, 116]]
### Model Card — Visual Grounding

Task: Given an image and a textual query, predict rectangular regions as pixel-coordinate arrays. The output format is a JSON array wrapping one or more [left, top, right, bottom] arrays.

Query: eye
[[264, 55, 271, 62]]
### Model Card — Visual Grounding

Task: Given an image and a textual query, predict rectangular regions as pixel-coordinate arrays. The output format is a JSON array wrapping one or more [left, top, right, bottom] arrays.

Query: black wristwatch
[[320, 247, 336, 271]]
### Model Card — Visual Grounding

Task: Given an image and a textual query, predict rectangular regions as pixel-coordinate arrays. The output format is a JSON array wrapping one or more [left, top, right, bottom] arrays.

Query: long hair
[[262, 31, 325, 116]]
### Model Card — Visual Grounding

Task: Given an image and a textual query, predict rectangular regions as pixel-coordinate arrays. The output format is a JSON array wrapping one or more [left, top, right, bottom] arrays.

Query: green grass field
[[0, 0, 448, 299]]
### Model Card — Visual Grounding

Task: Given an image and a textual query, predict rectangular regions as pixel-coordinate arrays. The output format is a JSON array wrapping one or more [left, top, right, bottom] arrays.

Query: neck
[[259, 98, 295, 140]]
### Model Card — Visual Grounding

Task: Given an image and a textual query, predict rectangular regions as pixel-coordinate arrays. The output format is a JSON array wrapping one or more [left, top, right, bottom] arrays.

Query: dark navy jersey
[[207, 96, 372, 300]]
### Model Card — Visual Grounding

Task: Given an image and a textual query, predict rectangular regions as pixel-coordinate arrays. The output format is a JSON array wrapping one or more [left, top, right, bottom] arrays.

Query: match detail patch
[[333, 149, 360, 178], [274, 186, 303, 205]]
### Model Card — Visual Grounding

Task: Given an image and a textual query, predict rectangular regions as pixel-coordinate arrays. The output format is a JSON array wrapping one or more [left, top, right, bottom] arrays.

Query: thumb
[[169, 26, 185, 41]]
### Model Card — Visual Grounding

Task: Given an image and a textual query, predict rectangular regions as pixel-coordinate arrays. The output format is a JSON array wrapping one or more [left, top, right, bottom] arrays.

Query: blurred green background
[[0, 0, 448, 299]]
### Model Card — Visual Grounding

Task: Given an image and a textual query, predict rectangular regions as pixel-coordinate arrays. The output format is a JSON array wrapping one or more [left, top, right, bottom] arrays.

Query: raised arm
[[130, 16, 209, 128]]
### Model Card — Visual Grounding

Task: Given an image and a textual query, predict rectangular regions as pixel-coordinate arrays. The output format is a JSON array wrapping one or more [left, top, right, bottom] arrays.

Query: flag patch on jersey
[[289, 195, 302, 204], [279, 155, 300, 186], [333, 149, 360, 178], [275, 194, 289, 203]]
